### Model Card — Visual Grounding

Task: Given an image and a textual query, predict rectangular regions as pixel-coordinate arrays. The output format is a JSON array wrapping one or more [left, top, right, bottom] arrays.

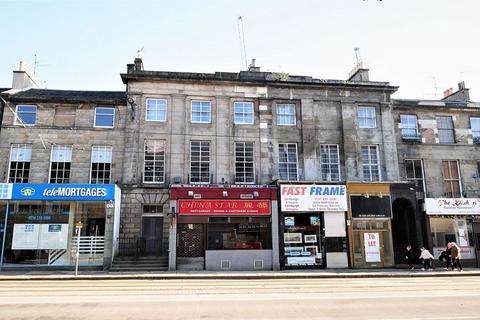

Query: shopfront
[[348, 183, 394, 268], [0, 183, 121, 270], [170, 185, 279, 271], [425, 198, 479, 267], [279, 183, 349, 269]]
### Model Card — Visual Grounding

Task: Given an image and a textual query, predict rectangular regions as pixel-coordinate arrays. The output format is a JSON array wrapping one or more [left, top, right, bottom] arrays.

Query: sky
[[1, 0, 479, 100]]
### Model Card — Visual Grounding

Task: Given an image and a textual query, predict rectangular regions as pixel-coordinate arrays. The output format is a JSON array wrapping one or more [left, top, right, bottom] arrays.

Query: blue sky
[[1, 0, 479, 100]]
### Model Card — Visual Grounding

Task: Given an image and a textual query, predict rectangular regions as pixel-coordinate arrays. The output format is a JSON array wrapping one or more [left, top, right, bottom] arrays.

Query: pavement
[[1, 276, 479, 320], [0, 267, 479, 280]]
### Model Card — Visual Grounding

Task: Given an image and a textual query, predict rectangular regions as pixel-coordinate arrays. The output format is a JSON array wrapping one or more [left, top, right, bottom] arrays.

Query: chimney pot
[[458, 81, 466, 90], [134, 58, 144, 71], [19, 61, 26, 71]]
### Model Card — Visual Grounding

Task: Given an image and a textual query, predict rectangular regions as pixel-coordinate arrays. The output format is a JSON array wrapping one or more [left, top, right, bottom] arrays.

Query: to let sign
[[178, 199, 270, 215]]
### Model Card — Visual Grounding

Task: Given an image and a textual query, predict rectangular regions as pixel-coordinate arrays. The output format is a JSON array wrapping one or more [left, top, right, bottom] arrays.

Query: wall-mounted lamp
[[379, 193, 383, 199], [364, 193, 370, 199], [188, 191, 194, 197], [253, 191, 259, 198], [222, 191, 228, 197]]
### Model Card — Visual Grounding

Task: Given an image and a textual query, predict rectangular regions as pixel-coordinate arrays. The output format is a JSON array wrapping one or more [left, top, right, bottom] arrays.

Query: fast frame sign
[[280, 185, 347, 212], [12, 184, 115, 201]]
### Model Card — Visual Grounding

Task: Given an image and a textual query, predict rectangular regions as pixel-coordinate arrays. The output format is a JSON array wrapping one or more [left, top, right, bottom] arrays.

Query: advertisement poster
[[12, 224, 39, 249], [38, 224, 69, 249], [280, 185, 347, 212], [364, 232, 381, 262], [12, 223, 69, 250]]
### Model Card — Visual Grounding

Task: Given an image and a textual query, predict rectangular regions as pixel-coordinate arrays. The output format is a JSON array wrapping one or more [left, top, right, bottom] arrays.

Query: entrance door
[[142, 217, 163, 255], [352, 220, 394, 268], [392, 199, 417, 265]]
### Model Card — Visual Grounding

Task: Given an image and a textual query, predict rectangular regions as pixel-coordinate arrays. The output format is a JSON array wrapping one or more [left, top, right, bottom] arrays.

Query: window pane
[[95, 108, 115, 127]]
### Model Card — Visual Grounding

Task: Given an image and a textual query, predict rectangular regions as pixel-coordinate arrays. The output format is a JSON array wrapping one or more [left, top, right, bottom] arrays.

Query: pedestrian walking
[[419, 247, 434, 270], [439, 244, 452, 270], [404, 244, 414, 269], [449, 242, 463, 272]]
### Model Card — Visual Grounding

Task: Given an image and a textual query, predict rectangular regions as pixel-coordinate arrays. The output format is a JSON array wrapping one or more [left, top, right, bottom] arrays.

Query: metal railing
[[71, 236, 105, 256], [118, 236, 146, 257]]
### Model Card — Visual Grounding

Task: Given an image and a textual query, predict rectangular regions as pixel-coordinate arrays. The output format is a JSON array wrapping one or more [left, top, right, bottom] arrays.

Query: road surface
[[0, 276, 479, 320]]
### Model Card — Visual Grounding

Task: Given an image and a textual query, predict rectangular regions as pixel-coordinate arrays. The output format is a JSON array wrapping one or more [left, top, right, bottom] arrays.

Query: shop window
[[90, 146, 112, 184], [15, 105, 37, 125], [235, 142, 255, 184], [442, 160, 462, 197], [361, 145, 380, 181], [191, 101, 211, 123], [8, 144, 32, 183], [278, 143, 298, 181], [405, 159, 425, 193], [190, 141, 210, 184], [94, 107, 115, 128], [436, 116, 455, 144], [146, 98, 167, 122], [400, 114, 419, 140], [358, 107, 376, 128], [276, 104, 296, 126], [284, 214, 323, 267], [471, 117, 480, 144], [320, 144, 340, 181], [207, 223, 272, 250], [430, 217, 475, 259], [49, 145, 72, 184], [143, 140, 165, 183], [234, 102, 254, 124]]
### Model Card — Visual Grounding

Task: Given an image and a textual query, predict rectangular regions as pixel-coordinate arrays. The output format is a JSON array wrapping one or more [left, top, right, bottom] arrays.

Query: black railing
[[118, 236, 146, 257]]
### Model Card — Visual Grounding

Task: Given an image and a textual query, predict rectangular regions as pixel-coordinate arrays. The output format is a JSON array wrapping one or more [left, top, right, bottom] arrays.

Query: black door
[[473, 221, 480, 268], [142, 217, 163, 255]]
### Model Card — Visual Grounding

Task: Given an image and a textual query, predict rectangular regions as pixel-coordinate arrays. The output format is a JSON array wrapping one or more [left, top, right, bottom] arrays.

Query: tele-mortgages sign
[[280, 185, 347, 212], [12, 184, 115, 201]]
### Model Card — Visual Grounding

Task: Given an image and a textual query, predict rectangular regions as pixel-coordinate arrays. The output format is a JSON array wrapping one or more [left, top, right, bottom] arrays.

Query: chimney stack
[[348, 64, 369, 82], [11, 61, 37, 90], [442, 82, 470, 102]]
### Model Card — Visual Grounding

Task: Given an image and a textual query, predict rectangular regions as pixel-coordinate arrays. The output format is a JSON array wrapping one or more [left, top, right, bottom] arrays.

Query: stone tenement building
[[393, 82, 480, 267], [0, 64, 126, 268], [1, 59, 480, 271], [119, 59, 406, 271]]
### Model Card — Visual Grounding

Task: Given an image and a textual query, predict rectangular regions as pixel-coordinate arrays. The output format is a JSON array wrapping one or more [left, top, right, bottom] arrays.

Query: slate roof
[[393, 98, 480, 109], [6, 89, 126, 104]]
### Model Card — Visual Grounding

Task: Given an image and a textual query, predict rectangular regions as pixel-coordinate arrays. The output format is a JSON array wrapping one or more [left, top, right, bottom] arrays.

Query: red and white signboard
[[178, 199, 270, 215], [364, 232, 381, 263]]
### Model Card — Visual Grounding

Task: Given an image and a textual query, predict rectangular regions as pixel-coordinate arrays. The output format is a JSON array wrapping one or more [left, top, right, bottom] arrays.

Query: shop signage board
[[12, 184, 115, 201], [425, 198, 480, 215], [364, 232, 381, 262], [178, 199, 270, 215], [12, 223, 69, 249], [280, 185, 347, 212], [350, 196, 392, 218]]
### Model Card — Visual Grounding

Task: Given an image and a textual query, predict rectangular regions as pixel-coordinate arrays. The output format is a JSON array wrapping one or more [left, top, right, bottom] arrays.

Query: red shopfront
[[170, 186, 279, 271]]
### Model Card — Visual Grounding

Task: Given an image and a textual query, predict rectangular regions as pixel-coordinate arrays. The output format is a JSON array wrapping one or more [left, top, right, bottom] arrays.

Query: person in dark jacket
[[439, 245, 452, 270], [404, 245, 414, 269]]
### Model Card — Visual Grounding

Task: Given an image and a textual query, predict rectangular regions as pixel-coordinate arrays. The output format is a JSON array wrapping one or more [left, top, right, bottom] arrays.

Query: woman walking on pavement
[[419, 247, 435, 270], [439, 244, 452, 270], [449, 242, 463, 271], [404, 245, 414, 270]]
